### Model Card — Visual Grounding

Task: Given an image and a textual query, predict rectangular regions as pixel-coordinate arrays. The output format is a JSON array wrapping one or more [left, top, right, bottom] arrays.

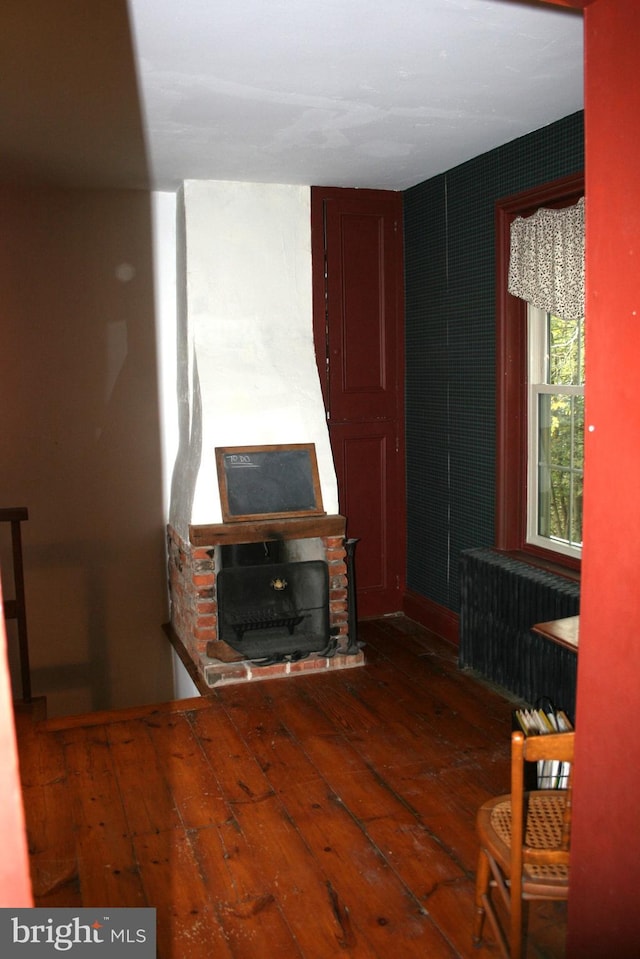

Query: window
[[495, 173, 584, 570], [527, 306, 584, 559]]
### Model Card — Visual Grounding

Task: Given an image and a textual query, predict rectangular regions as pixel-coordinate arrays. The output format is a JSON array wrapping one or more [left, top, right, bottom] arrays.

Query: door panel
[[330, 424, 399, 616], [312, 187, 405, 618], [323, 196, 399, 422], [339, 213, 385, 397]]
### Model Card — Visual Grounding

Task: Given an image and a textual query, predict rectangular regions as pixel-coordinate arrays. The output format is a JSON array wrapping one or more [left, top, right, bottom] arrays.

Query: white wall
[[169, 180, 339, 538]]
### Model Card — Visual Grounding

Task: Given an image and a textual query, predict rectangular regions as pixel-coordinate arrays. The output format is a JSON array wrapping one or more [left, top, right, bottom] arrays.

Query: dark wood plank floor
[[15, 616, 567, 958]]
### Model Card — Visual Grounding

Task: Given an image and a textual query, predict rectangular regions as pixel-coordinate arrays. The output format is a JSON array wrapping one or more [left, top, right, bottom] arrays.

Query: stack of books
[[514, 705, 573, 788]]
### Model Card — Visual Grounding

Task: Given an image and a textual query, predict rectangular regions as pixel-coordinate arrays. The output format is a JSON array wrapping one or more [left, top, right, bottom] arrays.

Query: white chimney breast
[[169, 179, 339, 537]]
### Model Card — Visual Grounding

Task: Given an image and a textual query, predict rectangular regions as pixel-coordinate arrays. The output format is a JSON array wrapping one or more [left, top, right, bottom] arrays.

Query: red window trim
[[495, 172, 585, 573]]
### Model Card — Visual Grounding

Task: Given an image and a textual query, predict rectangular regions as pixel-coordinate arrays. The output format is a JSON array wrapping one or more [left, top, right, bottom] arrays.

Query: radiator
[[459, 548, 580, 719]]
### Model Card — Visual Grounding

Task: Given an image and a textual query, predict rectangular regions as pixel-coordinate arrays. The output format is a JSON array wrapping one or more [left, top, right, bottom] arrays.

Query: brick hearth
[[166, 515, 364, 690]]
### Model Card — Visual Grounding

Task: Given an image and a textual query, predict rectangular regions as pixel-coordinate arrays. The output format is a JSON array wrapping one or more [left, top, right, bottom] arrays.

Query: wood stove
[[217, 546, 332, 663]]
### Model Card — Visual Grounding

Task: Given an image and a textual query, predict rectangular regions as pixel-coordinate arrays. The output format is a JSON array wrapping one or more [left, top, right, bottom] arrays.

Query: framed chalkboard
[[215, 444, 325, 523]]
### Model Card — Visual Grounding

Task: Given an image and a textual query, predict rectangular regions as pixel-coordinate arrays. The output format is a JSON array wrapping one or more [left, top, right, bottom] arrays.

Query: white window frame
[[527, 305, 583, 561]]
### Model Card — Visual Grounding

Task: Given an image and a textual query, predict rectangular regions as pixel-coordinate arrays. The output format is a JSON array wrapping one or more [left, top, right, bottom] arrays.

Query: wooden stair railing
[[0, 507, 31, 702]]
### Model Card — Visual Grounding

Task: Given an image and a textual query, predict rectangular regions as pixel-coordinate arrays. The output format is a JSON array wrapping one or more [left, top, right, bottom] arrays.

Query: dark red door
[[311, 188, 405, 618]]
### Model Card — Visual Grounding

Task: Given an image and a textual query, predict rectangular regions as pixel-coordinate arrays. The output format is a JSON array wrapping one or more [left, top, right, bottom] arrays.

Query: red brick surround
[[166, 516, 363, 689]]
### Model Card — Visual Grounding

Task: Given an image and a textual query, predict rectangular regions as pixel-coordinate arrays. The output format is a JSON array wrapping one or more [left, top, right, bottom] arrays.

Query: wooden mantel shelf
[[189, 514, 346, 547]]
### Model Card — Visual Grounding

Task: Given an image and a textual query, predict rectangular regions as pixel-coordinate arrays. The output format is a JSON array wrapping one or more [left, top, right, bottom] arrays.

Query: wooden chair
[[473, 729, 575, 959]]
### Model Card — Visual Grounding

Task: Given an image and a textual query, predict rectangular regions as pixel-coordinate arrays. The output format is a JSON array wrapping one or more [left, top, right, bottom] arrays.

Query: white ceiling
[[1, 0, 583, 193]]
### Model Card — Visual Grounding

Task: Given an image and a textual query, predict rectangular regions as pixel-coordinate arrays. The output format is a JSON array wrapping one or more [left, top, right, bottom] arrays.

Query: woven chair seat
[[490, 793, 570, 882]]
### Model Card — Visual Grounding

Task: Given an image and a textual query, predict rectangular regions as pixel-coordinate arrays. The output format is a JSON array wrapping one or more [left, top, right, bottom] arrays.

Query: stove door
[[217, 560, 330, 660]]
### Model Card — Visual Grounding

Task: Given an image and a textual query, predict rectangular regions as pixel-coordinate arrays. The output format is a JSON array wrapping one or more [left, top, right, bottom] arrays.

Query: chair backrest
[[510, 730, 575, 876]]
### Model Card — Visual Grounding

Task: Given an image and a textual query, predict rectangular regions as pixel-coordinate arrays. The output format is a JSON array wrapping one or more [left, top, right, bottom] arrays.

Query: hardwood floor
[[15, 615, 567, 958]]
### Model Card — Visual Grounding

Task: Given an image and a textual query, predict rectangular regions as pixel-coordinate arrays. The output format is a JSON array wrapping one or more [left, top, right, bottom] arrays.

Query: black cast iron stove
[[217, 542, 334, 663]]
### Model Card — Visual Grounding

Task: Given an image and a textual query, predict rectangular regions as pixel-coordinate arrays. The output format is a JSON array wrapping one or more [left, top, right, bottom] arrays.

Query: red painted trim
[[495, 238, 527, 550], [539, 0, 592, 8], [495, 173, 584, 569], [403, 589, 459, 647]]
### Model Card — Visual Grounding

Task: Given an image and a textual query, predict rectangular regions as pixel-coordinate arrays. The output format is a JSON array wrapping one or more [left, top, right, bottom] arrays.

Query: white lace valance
[[508, 196, 584, 319]]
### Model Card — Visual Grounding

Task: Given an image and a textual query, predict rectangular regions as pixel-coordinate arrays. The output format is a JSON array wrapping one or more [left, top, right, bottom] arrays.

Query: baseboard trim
[[402, 590, 459, 646]]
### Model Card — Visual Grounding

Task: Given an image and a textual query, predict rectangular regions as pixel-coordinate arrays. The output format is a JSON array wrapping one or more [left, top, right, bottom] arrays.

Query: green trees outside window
[[536, 313, 585, 551]]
